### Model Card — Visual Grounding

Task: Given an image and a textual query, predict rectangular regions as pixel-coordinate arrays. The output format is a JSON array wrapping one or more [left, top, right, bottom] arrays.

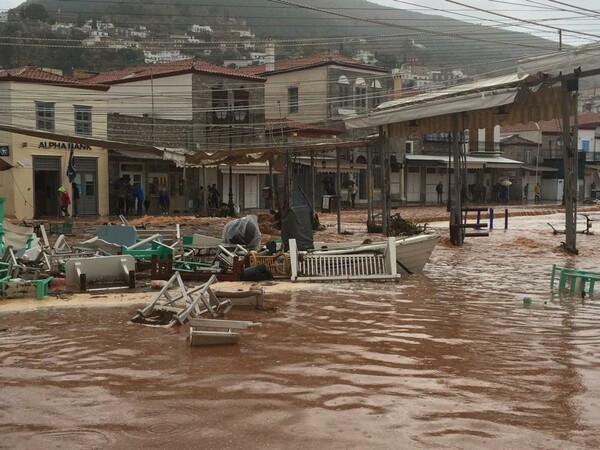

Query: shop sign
[[38, 142, 92, 150]]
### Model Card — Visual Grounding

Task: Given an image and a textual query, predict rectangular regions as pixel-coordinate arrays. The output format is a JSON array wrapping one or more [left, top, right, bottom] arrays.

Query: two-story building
[[239, 49, 390, 206], [501, 111, 600, 201], [84, 58, 267, 214], [0, 67, 110, 219]]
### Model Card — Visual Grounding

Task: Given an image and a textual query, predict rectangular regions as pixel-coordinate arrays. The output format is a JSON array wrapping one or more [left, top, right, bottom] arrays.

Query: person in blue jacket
[[133, 184, 145, 216]]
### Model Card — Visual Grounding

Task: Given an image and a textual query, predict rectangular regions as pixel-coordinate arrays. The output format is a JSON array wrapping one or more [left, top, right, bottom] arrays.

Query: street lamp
[[227, 107, 247, 216]]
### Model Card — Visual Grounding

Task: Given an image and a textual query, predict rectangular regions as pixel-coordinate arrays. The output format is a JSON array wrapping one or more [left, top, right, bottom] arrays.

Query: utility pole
[[450, 114, 464, 246], [379, 125, 388, 235], [562, 75, 578, 254]]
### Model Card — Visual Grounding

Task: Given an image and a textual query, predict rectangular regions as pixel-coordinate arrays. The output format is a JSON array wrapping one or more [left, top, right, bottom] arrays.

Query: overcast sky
[[371, 0, 600, 45], [0, 0, 598, 45]]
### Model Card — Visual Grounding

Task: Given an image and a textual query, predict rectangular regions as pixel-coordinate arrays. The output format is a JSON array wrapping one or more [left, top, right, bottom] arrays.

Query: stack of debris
[[131, 272, 262, 346]]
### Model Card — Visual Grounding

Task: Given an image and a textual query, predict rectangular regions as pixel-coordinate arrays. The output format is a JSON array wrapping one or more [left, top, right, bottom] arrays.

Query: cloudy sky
[[371, 0, 600, 45], [0, 0, 598, 45]]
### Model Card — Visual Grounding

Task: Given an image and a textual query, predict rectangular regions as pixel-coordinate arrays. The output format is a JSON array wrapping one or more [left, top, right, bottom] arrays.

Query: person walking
[[534, 182, 541, 203], [436, 181, 444, 205], [349, 182, 358, 209], [211, 183, 221, 210], [523, 183, 529, 204], [158, 187, 170, 214], [133, 183, 145, 216], [197, 186, 205, 214], [58, 186, 71, 217], [71, 182, 80, 217]]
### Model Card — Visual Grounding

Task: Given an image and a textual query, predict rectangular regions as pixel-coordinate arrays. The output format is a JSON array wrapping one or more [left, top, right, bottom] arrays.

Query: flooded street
[[2, 212, 600, 449]]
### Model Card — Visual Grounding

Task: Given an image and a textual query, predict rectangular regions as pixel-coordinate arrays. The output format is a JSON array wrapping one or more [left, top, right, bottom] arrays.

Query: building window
[[74, 106, 92, 136], [405, 141, 414, 154], [354, 86, 367, 108], [524, 149, 532, 164], [339, 84, 350, 107], [370, 80, 382, 108], [288, 86, 298, 113], [582, 139, 590, 152], [36, 102, 55, 131]]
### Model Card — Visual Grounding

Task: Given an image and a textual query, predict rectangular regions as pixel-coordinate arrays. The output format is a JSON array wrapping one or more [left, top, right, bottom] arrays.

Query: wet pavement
[[1, 211, 600, 449]]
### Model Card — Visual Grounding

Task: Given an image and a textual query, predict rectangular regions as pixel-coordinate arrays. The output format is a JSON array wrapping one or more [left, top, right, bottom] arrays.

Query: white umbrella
[[499, 180, 512, 186]]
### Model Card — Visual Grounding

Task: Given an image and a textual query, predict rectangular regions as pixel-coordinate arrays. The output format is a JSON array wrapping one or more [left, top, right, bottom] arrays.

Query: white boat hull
[[312, 233, 440, 275]]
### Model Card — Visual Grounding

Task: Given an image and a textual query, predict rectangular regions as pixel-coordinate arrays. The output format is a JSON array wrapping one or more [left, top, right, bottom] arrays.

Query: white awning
[[522, 164, 558, 172], [297, 158, 366, 174], [218, 162, 277, 175], [406, 154, 522, 169]]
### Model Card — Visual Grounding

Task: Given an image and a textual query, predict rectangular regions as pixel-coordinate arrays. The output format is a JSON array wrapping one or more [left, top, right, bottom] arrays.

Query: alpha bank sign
[[38, 141, 92, 150]]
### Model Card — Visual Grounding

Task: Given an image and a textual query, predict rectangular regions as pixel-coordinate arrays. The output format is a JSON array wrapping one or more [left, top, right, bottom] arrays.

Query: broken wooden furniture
[[149, 245, 244, 282], [289, 237, 401, 282], [246, 253, 291, 279], [48, 219, 75, 235], [131, 273, 231, 327], [65, 254, 136, 292], [189, 318, 262, 346]]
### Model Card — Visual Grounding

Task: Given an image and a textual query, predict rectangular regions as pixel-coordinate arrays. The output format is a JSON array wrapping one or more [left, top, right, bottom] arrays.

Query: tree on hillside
[[20, 4, 49, 22]]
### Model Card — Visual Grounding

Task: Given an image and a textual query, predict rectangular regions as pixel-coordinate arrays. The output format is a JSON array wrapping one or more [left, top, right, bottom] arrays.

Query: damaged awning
[[406, 154, 523, 169], [186, 139, 372, 167], [110, 147, 188, 167], [344, 72, 566, 134], [518, 43, 600, 79]]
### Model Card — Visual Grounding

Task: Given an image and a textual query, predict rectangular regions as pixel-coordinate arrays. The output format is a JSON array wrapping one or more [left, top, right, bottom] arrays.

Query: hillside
[[6, 0, 562, 74]]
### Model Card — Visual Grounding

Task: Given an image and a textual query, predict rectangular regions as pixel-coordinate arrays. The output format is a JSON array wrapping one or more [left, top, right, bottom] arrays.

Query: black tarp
[[281, 205, 314, 252]]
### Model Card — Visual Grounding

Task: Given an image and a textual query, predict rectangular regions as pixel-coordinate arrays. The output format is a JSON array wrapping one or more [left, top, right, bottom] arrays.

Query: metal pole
[[228, 110, 234, 216], [535, 122, 541, 184], [310, 150, 315, 217], [367, 145, 372, 224], [336, 148, 341, 234], [202, 165, 207, 215]]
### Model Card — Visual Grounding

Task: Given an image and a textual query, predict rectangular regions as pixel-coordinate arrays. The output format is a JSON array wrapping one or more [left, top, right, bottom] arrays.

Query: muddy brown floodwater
[[2, 211, 600, 449]]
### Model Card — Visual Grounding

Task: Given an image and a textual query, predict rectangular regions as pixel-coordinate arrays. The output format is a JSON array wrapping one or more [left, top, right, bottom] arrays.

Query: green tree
[[22, 4, 49, 22]]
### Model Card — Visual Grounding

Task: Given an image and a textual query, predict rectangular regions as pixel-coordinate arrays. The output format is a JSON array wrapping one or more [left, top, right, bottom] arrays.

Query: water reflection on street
[[1, 212, 600, 449]]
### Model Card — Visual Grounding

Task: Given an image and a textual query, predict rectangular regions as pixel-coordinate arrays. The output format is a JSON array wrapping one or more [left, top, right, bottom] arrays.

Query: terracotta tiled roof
[[85, 58, 266, 84], [0, 66, 109, 90], [239, 52, 389, 76], [265, 118, 340, 136], [501, 112, 600, 133], [500, 134, 538, 146]]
